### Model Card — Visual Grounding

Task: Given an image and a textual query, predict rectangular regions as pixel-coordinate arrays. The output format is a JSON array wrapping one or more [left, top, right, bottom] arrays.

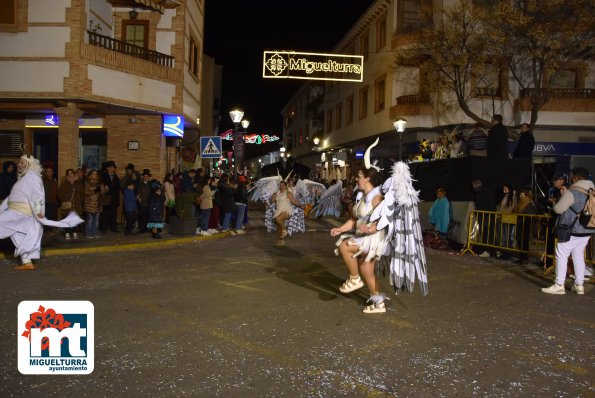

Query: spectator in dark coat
[[512, 123, 535, 159], [233, 175, 249, 234], [0, 160, 17, 200], [100, 161, 121, 233], [42, 166, 59, 225], [487, 114, 509, 159], [136, 169, 152, 233], [123, 180, 138, 235], [120, 163, 140, 192], [147, 182, 165, 239], [217, 175, 237, 233]]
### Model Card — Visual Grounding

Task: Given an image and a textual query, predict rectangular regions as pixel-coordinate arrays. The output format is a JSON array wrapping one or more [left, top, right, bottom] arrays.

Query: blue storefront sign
[[162, 115, 184, 138]]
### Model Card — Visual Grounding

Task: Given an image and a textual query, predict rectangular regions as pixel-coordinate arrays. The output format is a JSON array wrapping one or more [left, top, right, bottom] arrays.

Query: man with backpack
[[542, 167, 594, 295]]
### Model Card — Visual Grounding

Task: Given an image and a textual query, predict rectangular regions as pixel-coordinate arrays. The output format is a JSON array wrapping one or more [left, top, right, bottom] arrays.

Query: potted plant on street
[[168, 191, 198, 235]]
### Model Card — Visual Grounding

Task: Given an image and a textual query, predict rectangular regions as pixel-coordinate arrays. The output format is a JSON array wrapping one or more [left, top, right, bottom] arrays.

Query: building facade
[[0, 0, 206, 181], [281, 0, 595, 182]]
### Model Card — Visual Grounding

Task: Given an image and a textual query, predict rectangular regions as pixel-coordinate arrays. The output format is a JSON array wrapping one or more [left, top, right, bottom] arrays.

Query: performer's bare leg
[[338, 241, 364, 293], [359, 260, 378, 295], [275, 212, 289, 239], [339, 240, 359, 277]]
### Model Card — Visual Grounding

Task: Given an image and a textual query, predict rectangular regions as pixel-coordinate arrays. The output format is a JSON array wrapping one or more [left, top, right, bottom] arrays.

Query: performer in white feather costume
[[0, 149, 84, 270], [331, 138, 428, 313], [331, 139, 388, 313], [270, 181, 305, 240], [248, 172, 307, 241]]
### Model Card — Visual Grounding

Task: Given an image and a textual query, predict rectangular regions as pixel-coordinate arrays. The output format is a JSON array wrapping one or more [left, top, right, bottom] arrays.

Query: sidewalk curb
[[0, 232, 228, 260]]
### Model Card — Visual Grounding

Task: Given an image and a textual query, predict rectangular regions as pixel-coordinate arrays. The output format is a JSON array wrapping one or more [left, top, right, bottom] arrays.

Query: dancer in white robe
[[0, 153, 83, 270]]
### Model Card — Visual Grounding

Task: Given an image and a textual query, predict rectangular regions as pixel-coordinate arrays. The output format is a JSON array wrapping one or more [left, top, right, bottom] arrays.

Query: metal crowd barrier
[[459, 210, 595, 268]]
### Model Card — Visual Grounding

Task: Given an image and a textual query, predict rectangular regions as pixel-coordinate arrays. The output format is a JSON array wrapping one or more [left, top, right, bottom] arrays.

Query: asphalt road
[[1, 211, 593, 397]]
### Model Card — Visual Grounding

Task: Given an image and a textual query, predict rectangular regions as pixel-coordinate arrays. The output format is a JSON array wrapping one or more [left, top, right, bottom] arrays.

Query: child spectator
[[123, 180, 138, 235], [147, 182, 165, 239]]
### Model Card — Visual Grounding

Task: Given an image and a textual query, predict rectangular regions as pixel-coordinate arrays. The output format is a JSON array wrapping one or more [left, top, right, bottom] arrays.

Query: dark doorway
[[33, 130, 58, 171]]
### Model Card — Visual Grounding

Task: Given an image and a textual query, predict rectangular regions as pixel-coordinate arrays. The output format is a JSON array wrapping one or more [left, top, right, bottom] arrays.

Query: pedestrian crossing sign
[[200, 136, 222, 158]]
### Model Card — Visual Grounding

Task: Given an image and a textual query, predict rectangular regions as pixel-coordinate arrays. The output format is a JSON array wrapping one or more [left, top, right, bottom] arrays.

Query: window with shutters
[[0, 131, 24, 156]]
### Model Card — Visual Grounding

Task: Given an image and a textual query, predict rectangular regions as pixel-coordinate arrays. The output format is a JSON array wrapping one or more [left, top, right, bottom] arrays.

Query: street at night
[[1, 210, 593, 397]]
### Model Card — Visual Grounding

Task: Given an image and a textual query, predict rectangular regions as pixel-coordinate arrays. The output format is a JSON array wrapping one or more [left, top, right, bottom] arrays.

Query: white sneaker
[[235, 230, 246, 235], [195, 228, 201, 235], [571, 284, 584, 295], [479, 251, 490, 258], [65, 233, 71, 240], [72, 232, 78, 240], [200, 231, 212, 236], [541, 283, 565, 295], [207, 229, 219, 234]]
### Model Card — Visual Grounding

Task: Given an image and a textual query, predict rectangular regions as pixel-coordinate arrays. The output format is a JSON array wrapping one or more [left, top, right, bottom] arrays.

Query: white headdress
[[364, 137, 382, 172], [18, 144, 42, 178]]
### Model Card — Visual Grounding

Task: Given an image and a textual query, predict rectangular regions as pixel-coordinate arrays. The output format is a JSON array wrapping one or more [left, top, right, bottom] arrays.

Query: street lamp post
[[393, 118, 407, 161], [240, 119, 250, 175], [229, 108, 244, 177]]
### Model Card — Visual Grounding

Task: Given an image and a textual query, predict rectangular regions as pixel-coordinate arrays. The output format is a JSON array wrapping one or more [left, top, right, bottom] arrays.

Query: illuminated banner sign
[[163, 115, 184, 138], [219, 129, 280, 144], [263, 51, 363, 82]]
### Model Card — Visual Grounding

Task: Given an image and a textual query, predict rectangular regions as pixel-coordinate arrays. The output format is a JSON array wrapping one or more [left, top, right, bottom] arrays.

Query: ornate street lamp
[[393, 118, 407, 161], [229, 108, 244, 176]]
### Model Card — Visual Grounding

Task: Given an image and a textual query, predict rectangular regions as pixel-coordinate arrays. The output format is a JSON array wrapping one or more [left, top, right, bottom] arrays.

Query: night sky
[[204, 0, 376, 156]]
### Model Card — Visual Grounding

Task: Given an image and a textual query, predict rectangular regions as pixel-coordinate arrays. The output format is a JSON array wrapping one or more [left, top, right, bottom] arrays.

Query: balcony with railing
[[81, 30, 179, 82], [389, 93, 432, 118], [516, 88, 595, 112], [88, 31, 174, 67]]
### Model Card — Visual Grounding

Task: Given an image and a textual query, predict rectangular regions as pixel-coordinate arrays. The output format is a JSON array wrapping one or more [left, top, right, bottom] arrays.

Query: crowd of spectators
[[409, 115, 534, 162], [0, 159, 252, 241]]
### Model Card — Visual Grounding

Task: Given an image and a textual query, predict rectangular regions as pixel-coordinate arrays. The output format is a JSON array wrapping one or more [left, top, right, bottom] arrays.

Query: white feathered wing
[[370, 161, 428, 296], [310, 179, 343, 218], [248, 175, 282, 202]]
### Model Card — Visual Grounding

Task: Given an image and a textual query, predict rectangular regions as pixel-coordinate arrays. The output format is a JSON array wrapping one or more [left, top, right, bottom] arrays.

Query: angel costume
[[0, 154, 84, 270], [334, 186, 387, 263], [249, 174, 306, 237], [334, 138, 428, 313]]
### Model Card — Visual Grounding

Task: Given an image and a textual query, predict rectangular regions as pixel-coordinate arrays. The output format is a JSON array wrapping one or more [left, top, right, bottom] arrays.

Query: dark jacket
[[0, 161, 17, 200], [148, 192, 165, 223], [101, 171, 121, 208], [182, 171, 196, 193], [43, 175, 59, 203], [234, 181, 248, 205], [137, 181, 151, 208], [217, 182, 236, 213], [487, 123, 509, 159], [512, 132, 535, 159]]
